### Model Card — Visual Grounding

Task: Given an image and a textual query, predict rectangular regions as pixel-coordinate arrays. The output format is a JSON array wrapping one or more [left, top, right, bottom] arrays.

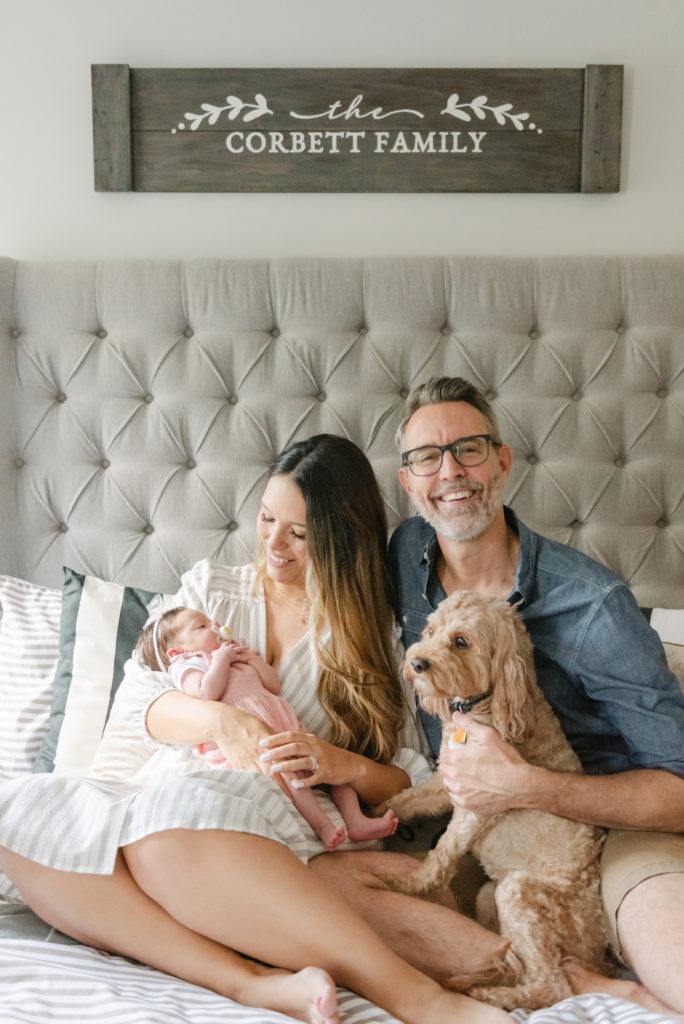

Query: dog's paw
[[444, 940, 517, 993], [468, 980, 568, 1012], [467, 950, 568, 1012], [370, 793, 412, 818], [467, 984, 524, 1011]]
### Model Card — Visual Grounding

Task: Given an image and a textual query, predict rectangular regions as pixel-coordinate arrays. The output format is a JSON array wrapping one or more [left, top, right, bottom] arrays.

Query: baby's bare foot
[[347, 809, 399, 842], [318, 821, 347, 852]]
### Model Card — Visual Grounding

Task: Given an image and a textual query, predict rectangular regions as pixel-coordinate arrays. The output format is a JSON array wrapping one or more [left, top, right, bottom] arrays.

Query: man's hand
[[438, 710, 534, 815]]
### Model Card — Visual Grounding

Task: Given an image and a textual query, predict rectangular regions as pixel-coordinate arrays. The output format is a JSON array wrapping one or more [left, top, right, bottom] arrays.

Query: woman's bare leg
[[310, 849, 513, 989], [0, 846, 338, 1024], [124, 829, 509, 1024]]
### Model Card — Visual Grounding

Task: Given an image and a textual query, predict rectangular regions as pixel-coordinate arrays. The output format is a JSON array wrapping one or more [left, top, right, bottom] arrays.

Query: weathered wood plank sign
[[92, 65, 623, 193]]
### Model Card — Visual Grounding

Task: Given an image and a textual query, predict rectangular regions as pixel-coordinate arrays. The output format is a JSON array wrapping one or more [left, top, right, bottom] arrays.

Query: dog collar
[[449, 689, 493, 714]]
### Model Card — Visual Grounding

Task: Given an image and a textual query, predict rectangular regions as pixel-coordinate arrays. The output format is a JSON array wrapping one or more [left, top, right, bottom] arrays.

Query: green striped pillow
[[33, 568, 160, 775]]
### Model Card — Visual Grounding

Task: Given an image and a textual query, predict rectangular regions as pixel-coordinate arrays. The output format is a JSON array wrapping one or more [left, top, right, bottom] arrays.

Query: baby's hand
[[222, 641, 251, 664], [211, 643, 240, 666], [245, 649, 269, 670], [235, 636, 262, 658]]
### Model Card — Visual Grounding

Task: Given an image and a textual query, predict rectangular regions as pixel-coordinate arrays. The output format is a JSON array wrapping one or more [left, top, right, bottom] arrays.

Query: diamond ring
[[310, 754, 320, 772]]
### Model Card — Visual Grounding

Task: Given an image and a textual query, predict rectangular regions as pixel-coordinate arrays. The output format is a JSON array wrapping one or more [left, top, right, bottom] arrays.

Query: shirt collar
[[415, 506, 536, 608], [421, 530, 440, 569], [504, 505, 538, 608]]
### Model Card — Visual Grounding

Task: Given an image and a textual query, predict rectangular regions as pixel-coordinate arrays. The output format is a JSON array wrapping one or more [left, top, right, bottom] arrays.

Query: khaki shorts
[[601, 828, 684, 958]]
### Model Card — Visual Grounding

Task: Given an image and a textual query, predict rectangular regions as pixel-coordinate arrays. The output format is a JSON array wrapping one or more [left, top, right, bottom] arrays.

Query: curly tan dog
[[378, 590, 610, 1011]]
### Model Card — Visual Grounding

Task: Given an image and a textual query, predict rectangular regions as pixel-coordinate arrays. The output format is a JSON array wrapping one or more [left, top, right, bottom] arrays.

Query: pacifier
[[211, 622, 232, 642]]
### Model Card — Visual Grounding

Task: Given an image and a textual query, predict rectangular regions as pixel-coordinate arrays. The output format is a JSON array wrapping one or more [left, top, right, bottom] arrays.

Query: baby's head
[[136, 607, 220, 671]]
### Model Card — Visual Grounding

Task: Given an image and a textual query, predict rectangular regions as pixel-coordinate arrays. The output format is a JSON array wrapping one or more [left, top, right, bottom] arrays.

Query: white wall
[[2, 0, 683, 259]]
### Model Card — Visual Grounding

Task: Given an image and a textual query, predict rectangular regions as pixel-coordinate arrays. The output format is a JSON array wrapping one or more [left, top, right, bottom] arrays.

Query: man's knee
[[618, 872, 684, 942], [601, 829, 684, 962], [309, 850, 417, 891]]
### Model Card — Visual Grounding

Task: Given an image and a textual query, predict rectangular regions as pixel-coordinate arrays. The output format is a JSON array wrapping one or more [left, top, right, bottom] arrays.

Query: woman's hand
[[258, 731, 355, 788], [258, 731, 411, 805]]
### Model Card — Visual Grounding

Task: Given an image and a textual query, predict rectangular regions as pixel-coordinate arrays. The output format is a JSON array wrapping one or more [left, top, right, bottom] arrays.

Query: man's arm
[[440, 711, 684, 832]]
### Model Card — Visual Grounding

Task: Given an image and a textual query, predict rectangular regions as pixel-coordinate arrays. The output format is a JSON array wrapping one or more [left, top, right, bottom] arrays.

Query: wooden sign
[[92, 65, 623, 194]]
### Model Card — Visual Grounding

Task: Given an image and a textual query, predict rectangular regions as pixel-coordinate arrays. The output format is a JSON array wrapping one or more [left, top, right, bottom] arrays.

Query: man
[[388, 375, 684, 1016]]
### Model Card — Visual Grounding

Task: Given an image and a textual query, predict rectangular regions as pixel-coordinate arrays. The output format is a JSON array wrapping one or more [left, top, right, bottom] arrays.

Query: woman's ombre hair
[[255, 434, 404, 762]]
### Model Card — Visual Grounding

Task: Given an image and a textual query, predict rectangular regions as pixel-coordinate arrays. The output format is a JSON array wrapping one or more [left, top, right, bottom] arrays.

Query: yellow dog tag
[[449, 727, 468, 746]]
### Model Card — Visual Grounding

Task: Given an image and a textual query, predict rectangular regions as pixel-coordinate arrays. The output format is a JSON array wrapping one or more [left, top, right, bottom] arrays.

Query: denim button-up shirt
[[388, 507, 684, 778]]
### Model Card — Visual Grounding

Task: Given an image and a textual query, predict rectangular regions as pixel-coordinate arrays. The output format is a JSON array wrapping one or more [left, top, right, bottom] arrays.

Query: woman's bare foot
[[239, 963, 340, 1023], [562, 957, 684, 1022]]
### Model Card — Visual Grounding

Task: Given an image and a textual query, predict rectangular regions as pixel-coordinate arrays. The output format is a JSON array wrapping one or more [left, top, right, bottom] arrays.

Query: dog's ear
[[490, 609, 537, 744]]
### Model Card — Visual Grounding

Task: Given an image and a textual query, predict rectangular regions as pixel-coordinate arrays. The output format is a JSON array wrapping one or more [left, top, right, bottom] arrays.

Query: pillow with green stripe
[[33, 568, 161, 775]]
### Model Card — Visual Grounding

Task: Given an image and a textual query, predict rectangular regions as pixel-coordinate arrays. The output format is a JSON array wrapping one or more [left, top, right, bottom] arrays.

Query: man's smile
[[439, 489, 477, 503], [431, 482, 483, 505]]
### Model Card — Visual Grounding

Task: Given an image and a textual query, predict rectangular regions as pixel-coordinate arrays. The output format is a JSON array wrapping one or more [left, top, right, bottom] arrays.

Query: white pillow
[[89, 668, 159, 780], [651, 608, 684, 645], [0, 576, 62, 776], [664, 643, 684, 693]]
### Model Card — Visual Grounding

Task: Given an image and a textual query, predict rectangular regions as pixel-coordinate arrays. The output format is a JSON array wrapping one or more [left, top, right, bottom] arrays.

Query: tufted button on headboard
[[1, 254, 682, 607]]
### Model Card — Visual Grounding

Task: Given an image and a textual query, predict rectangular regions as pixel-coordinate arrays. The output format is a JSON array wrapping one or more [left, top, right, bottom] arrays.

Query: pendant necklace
[[271, 580, 311, 624]]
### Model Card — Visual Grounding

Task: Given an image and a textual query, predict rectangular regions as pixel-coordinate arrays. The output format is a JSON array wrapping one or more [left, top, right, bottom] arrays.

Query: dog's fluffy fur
[[379, 591, 609, 1010]]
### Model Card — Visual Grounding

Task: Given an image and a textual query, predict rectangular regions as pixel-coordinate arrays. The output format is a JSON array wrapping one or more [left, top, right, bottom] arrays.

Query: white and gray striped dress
[[0, 560, 432, 898]]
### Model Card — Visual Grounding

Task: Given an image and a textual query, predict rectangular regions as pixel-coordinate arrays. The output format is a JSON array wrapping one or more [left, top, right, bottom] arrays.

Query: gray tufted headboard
[[1, 255, 682, 608]]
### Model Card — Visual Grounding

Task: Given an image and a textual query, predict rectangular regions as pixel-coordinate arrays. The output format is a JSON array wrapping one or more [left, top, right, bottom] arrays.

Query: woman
[[0, 435, 509, 1024]]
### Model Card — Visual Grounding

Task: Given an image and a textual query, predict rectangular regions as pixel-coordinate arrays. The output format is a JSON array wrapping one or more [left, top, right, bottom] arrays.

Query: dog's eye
[[425, 627, 434, 638], [453, 634, 468, 649]]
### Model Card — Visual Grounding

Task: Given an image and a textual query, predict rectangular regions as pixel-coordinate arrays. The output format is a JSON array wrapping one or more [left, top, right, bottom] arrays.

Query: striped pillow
[[32, 568, 160, 776], [0, 576, 62, 776]]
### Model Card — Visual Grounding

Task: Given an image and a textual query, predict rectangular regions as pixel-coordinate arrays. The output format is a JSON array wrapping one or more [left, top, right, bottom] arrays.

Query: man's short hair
[[395, 376, 503, 451]]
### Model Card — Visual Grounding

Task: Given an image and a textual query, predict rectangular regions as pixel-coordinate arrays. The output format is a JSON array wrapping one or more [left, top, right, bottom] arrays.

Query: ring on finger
[[309, 754, 319, 772]]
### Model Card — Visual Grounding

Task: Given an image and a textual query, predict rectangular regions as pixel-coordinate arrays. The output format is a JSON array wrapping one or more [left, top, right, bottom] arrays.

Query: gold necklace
[[270, 580, 311, 624]]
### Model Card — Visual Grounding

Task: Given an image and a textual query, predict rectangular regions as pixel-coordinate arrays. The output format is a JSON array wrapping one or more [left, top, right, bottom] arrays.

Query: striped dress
[[0, 560, 432, 898]]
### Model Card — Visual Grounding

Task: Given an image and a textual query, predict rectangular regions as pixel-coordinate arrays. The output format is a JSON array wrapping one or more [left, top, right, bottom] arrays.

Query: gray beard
[[417, 473, 505, 543]]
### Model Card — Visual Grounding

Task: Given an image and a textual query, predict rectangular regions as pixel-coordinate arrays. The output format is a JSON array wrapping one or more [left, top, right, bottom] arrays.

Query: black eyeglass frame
[[401, 433, 500, 476]]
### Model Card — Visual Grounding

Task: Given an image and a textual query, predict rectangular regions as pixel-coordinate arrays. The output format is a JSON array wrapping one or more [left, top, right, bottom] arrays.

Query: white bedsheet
[[0, 934, 677, 1024], [2, 938, 394, 1024]]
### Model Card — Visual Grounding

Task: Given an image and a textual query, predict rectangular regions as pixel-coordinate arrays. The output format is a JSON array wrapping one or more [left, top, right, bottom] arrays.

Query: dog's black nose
[[411, 656, 430, 673]]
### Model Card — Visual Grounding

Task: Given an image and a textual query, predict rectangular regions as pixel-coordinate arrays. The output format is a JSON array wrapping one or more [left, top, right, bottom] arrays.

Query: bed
[[1, 254, 683, 1024]]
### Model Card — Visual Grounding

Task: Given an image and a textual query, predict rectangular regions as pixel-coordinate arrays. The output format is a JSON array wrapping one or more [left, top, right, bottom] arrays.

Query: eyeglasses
[[401, 434, 498, 476]]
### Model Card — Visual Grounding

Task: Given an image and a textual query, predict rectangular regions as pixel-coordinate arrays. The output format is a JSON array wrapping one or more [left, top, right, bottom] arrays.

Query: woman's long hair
[[256, 434, 404, 762]]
